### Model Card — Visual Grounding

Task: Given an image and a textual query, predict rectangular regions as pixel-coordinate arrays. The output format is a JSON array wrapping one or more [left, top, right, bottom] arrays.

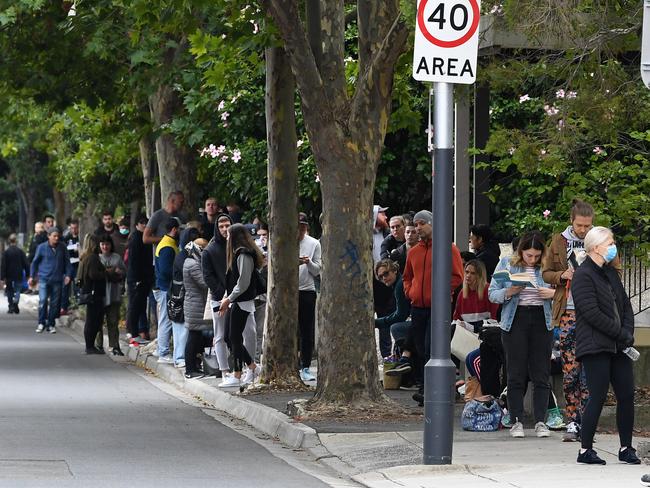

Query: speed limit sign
[[412, 0, 481, 84]]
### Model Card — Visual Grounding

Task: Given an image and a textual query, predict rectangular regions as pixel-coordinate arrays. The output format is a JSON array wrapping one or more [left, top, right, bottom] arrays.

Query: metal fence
[[621, 244, 650, 316]]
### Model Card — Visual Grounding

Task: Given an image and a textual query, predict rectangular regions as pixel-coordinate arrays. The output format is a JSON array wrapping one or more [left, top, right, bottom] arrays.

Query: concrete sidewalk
[[44, 305, 649, 488]]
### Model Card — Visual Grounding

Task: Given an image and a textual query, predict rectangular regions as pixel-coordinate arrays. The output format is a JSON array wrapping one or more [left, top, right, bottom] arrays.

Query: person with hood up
[[168, 225, 202, 368], [182, 238, 211, 379], [202, 213, 236, 376]]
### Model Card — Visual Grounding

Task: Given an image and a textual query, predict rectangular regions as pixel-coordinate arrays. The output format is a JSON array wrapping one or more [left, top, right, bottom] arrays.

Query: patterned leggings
[[559, 311, 589, 423]]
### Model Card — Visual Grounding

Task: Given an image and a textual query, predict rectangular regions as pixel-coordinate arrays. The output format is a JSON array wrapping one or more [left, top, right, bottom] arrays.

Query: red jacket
[[403, 240, 463, 308]]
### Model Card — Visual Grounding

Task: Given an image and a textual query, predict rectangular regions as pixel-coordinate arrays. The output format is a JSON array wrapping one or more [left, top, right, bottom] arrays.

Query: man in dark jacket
[[469, 224, 500, 280], [1, 233, 30, 313], [29, 227, 73, 333], [126, 215, 154, 343], [202, 213, 232, 373]]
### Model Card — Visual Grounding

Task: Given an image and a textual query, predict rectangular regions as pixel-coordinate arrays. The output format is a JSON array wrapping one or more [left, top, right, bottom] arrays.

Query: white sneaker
[[48, 326, 57, 334], [241, 368, 254, 385], [535, 421, 550, 438], [174, 361, 186, 369], [219, 375, 241, 388], [157, 355, 174, 364], [35, 324, 45, 333], [300, 368, 316, 382], [510, 421, 525, 438]]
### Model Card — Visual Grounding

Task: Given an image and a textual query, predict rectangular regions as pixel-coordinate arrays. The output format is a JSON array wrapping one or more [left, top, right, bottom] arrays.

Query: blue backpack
[[461, 396, 502, 432]]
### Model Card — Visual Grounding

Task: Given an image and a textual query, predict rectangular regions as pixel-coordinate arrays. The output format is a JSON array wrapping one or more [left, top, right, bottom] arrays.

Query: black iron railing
[[621, 244, 650, 316]]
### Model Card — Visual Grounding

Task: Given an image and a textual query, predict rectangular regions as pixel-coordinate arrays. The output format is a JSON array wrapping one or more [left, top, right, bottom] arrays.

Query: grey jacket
[[182, 255, 211, 331], [99, 252, 126, 306]]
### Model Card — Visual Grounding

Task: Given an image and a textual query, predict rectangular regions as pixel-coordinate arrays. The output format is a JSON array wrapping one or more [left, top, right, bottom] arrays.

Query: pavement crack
[[465, 465, 501, 484], [381, 471, 408, 487], [395, 432, 423, 450]]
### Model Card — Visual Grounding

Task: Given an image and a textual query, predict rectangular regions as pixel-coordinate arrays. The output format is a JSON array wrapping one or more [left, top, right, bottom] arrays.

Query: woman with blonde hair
[[77, 234, 106, 354], [488, 231, 555, 438], [572, 226, 639, 465]]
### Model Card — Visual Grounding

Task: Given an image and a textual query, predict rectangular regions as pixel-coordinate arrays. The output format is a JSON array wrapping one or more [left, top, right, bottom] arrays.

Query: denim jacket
[[488, 257, 553, 332]]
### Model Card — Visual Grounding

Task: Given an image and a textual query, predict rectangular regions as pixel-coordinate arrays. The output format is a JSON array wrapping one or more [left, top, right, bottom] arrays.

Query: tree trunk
[[312, 154, 388, 406], [261, 46, 302, 387], [79, 201, 97, 240], [52, 188, 66, 230], [264, 0, 408, 410], [18, 184, 35, 236], [149, 84, 196, 212], [139, 132, 158, 218]]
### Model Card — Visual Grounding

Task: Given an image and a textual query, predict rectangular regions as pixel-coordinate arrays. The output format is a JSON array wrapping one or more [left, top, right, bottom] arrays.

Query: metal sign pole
[[423, 81, 456, 465]]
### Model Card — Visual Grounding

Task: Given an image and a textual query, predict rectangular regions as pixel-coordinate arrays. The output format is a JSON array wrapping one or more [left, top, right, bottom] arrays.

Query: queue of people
[[375, 199, 641, 465], [2, 196, 642, 466]]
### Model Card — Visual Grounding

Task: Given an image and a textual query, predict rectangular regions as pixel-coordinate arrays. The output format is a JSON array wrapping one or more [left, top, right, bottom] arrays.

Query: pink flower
[[543, 209, 551, 219], [231, 149, 241, 163], [593, 146, 604, 156], [221, 111, 230, 121], [220, 154, 229, 162], [217, 100, 225, 111], [557, 119, 565, 130], [555, 89, 565, 99], [544, 104, 559, 116], [566, 91, 577, 99], [540, 149, 547, 156], [508, 147, 515, 155], [519, 94, 530, 103]]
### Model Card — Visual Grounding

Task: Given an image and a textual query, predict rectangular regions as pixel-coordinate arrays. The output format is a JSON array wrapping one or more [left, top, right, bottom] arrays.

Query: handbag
[[77, 289, 95, 306], [167, 280, 185, 323], [461, 395, 502, 431]]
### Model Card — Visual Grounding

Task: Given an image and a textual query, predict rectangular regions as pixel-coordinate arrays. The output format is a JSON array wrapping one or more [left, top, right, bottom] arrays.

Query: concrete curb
[[56, 313, 322, 452]]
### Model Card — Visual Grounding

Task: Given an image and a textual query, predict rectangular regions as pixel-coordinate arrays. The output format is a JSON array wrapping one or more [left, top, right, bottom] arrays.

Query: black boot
[[112, 347, 125, 356]]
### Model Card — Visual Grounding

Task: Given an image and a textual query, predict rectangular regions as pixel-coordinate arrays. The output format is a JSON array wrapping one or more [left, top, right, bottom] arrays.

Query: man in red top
[[402, 210, 463, 403]]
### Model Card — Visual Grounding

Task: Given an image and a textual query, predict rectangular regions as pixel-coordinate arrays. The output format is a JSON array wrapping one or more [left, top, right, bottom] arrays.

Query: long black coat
[[572, 256, 634, 360], [1, 245, 30, 282]]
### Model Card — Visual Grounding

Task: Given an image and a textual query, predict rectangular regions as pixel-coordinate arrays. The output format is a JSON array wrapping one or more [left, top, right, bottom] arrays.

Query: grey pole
[[423, 82, 456, 465]]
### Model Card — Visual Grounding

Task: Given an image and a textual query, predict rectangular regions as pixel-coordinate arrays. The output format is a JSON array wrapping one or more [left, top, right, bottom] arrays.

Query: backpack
[[167, 279, 185, 323], [461, 396, 502, 432]]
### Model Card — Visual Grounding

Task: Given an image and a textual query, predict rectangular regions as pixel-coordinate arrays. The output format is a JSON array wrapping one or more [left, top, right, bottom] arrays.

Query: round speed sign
[[417, 0, 480, 48]]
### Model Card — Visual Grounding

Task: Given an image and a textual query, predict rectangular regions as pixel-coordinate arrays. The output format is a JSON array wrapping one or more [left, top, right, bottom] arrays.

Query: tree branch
[[263, 0, 328, 124], [320, 0, 348, 112], [350, 13, 408, 142]]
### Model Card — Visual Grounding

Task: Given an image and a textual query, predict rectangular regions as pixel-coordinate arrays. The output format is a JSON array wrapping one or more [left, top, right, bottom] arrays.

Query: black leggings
[[84, 302, 105, 350], [298, 291, 317, 369], [581, 352, 634, 449], [185, 330, 205, 374], [228, 303, 253, 373]]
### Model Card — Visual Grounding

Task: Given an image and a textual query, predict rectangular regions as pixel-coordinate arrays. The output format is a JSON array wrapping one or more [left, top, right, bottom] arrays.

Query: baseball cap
[[299, 212, 309, 225]]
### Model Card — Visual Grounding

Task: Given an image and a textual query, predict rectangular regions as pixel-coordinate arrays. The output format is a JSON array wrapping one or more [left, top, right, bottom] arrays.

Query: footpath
[[15, 293, 647, 488]]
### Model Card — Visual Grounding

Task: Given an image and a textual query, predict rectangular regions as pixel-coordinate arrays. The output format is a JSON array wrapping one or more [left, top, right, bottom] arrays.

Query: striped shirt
[[518, 266, 543, 306]]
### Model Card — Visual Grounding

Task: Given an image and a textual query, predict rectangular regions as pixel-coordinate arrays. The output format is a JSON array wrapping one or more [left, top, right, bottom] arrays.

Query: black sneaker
[[85, 347, 105, 355], [412, 392, 424, 406], [641, 474, 650, 486], [385, 358, 412, 376], [619, 447, 641, 465], [184, 371, 205, 380], [577, 448, 606, 465]]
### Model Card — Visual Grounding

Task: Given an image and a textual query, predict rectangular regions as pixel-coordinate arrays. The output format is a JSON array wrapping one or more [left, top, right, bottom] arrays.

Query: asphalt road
[[0, 298, 334, 488]]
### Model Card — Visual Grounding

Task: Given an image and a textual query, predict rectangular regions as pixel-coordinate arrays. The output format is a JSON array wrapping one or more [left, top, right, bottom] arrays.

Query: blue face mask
[[119, 228, 129, 236], [603, 244, 617, 263]]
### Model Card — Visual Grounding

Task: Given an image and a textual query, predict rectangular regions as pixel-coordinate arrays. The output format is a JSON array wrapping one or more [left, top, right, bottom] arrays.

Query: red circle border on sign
[[417, 0, 480, 48]]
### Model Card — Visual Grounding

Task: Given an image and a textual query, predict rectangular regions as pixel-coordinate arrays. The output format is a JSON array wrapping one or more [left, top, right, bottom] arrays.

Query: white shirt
[[299, 235, 322, 291]]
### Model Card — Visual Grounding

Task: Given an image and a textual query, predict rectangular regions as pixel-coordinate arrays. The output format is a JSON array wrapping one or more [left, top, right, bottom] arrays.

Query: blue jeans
[[5, 280, 22, 307], [38, 280, 63, 327], [153, 290, 172, 357], [172, 321, 188, 364]]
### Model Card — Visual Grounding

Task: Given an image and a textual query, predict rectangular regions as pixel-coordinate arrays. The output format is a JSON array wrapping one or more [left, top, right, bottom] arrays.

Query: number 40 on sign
[[412, 0, 481, 84]]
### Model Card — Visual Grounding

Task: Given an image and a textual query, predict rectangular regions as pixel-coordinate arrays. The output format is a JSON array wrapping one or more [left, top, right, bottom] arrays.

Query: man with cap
[[29, 227, 73, 334], [372, 204, 394, 358], [402, 210, 464, 403], [298, 212, 322, 382]]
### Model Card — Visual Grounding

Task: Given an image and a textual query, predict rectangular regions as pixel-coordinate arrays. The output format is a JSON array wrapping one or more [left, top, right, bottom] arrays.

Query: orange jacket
[[403, 240, 463, 308]]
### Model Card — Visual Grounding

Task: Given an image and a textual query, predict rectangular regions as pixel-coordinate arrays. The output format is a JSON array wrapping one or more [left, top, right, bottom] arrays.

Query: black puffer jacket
[[572, 256, 634, 360], [475, 240, 500, 280], [202, 213, 232, 302]]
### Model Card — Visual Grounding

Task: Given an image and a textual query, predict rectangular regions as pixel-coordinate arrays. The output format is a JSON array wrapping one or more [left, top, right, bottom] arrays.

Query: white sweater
[[299, 235, 322, 291]]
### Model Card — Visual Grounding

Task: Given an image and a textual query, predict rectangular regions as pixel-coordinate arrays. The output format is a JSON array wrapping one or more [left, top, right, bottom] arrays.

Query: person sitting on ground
[[97, 235, 126, 356], [374, 259, 412, 371], [182, 238, 211, 379], [469, 224, 501, 280], [572, 226, 640, 466]]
